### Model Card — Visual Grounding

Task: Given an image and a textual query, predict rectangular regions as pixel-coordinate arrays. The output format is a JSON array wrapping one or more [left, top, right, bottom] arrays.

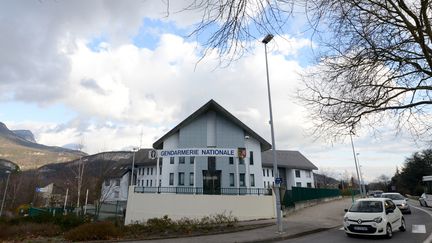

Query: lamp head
[[262, 34, 274, 44]]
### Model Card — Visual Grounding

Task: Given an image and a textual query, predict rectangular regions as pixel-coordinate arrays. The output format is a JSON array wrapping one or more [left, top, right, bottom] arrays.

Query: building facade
[[102, 100, 317, 201]]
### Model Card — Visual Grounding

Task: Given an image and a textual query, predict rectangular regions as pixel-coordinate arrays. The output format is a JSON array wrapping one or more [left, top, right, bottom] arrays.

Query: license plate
[[354, 226, 368, 231]]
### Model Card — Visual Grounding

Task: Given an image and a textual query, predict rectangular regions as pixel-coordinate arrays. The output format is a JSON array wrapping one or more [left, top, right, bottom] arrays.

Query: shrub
[[146, 215, 176, 233], [64, 221, 121, 241], [123, 213, 238, 238]]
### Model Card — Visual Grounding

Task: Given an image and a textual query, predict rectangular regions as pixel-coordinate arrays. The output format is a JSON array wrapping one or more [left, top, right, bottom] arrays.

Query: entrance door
[[203, 170, 221, 194], [203, 157, 221, 194]]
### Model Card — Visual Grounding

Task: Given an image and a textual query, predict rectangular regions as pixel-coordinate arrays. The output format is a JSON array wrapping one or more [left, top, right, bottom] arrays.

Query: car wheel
[[399, 217, 406, 232], [420, 201, 424, 206], [386, 224, 393, 239]]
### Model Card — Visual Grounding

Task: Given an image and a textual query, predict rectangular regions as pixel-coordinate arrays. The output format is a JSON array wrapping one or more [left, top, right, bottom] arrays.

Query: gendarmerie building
[[102, 100, 318, 223]]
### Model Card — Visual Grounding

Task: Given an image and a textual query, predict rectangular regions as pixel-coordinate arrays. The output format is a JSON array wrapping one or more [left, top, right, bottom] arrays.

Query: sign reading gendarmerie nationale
[[157, 148, 239, 158]]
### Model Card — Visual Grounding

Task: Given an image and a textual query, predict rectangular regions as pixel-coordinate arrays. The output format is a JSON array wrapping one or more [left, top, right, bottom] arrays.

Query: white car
[[343, 198, 406, 238], [381, 192, 411, 214]]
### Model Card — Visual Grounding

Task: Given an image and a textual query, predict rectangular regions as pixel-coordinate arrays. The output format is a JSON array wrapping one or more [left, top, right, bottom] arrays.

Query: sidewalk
[[129, 197, 353, 243]]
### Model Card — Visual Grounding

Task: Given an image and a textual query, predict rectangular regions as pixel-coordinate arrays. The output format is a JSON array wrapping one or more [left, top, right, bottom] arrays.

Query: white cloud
[[1, 1, 424, 182]]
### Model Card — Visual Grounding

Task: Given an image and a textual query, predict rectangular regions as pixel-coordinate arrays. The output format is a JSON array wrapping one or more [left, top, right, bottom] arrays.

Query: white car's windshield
[[349, 201, 383, 213], [382, 194, 404, 200]]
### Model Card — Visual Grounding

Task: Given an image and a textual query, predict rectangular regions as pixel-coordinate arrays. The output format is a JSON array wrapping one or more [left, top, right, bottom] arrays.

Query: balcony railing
[[133, 186, 272, 196]]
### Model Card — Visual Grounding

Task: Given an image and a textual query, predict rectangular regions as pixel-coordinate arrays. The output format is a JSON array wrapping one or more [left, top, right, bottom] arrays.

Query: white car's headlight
[[373, 217, 383, 223], [401, 203, 407, 207]]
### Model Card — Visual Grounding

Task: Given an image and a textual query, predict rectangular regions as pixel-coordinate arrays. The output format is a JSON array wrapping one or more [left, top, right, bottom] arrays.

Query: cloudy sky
[[0, 0, 424, 182]]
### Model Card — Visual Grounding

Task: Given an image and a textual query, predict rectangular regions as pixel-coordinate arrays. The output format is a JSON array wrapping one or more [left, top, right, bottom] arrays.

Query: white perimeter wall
[[124, 187, 276, 224]]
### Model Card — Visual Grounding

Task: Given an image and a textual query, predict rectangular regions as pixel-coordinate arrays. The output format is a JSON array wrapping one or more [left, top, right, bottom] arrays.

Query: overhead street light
[[262, 34, 283, 233], [130, 147, 139, 186], [350, 134, 364, 197], [0, 170, 11, 217]]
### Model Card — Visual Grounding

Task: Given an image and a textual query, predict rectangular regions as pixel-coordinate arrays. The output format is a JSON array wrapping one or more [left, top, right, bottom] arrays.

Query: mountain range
[[0, 122, 86, 170]]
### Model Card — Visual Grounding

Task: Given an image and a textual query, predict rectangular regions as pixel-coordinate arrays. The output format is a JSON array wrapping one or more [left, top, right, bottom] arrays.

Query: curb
[[243, 224, 342, 243]]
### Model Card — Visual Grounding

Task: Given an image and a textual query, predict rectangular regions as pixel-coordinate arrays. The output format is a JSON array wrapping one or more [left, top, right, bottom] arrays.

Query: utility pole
[[63, 188, 69, 215], [84, 189, 89, 215]]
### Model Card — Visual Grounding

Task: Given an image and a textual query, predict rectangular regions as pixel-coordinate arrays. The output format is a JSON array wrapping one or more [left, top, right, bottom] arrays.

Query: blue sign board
[[275, 177, 283, 184]]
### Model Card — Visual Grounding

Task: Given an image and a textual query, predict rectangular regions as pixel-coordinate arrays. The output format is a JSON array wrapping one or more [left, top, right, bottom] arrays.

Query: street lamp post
[[350, 134, 364, 197], [262, 34, 283, 233], [356, 153, 366, 195], [0, 171, 11, 217], [130, 147, 138, 186]]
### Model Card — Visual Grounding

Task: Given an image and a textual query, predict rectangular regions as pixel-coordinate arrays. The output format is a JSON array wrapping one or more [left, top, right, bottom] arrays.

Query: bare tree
[[177, 0, 432, 139], [172, 0, 297, 63], [299, 0, 432, 139]]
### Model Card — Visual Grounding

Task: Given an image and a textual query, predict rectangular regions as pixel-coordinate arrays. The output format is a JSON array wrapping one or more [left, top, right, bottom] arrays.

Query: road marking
[[410, 204, 432, 243], [339, 227, 344, 230], [413, 225, 427, 234]]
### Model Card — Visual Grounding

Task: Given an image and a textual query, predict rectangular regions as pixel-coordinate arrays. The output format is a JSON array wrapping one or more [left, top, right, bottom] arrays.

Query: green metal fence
[[283, 187, 341, 207]]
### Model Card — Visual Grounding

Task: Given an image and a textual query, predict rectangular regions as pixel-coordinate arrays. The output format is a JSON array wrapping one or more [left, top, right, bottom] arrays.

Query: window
[[295, 170, 301, 178], [104, 180, 110, 186], [263, 169, 265, 176], [266, 169, 269, 177], [240, 173, 245, 187], [169, 173, 174, 185], [263, 182, 266, 187], [146, 180, 149, 187], [239, 158, 244, 165], [170, 157, 174, 164], [179, 157, 185, 164], [271, 169, 273, 177], [159, 179, 161, 186], [229, 157, 234, 165], [190, 172, 194, 186], [296, 182, 302, 187], [159, 165, 162, 175], [230, 173, 235, 187], [178, 172, 185, 186], [307, 182, 312, 188], [147, 168, 150, 175], [150, 180, 153, 187], [114, 191, 119, 198], [249, 151, 254, 165], [250, 174, 255, 187], [190, 156, 195, 164], [151, 168, 154, 175], [115, 179, 120, 186], [306, 170, 311, 178]]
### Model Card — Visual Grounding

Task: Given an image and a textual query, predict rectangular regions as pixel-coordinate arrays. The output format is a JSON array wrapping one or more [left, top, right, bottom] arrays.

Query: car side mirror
[[344, 209, 348, 212]]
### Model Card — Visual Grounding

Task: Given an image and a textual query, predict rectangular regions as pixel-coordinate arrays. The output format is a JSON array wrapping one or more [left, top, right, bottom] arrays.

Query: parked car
[[381, 193, 411, 214], [373, 190, 384, 198], [419, 193, 428, 207], [343, 198, 406, 238]]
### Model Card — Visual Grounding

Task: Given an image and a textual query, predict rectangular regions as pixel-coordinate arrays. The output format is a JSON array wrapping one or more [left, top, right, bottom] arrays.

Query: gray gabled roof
[[261, 150, 318, 170], [153, 100, 272, 151]]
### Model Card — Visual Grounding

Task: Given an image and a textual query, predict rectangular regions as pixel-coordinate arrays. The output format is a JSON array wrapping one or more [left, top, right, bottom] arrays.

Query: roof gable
[[153, 100, 271, 151]]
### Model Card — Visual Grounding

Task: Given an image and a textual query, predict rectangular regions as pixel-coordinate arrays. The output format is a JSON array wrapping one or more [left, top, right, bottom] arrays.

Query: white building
[[261, 150, 317, 189], [101, 100, 317, 222]]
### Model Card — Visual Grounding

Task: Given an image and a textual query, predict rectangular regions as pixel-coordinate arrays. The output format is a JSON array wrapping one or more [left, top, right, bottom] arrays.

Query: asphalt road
[[279, 201, 432, 243]]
